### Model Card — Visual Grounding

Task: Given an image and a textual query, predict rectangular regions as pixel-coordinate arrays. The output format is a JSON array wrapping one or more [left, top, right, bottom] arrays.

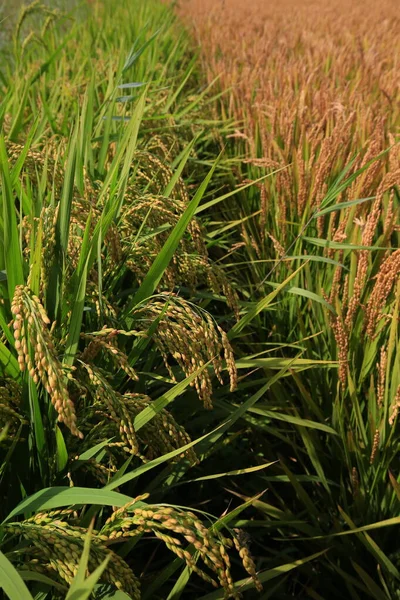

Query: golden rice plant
[[178, 0, 400, 597]]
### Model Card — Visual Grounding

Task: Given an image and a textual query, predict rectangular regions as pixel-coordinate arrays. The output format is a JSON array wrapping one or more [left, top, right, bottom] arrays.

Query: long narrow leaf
[[0, 551, 34, 600], [4, 487, 143, 522]]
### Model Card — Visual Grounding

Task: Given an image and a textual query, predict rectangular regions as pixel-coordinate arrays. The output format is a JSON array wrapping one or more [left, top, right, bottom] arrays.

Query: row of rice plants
[[179, 0, 400, 597], [0, 1, 292, 597]]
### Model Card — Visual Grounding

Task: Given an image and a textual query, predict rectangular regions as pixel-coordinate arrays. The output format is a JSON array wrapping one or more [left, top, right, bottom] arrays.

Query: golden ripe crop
[[181, 0, 400, 134], [180, 0, 400, 437], [180, 0, 400, 221]]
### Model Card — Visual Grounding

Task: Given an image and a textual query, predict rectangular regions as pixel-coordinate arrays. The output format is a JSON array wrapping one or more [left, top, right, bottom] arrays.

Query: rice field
[[0, 0, 399, 598]]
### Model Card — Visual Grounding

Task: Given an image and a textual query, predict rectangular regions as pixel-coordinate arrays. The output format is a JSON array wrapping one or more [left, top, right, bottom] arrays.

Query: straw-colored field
[[177, 2, 400, 596]]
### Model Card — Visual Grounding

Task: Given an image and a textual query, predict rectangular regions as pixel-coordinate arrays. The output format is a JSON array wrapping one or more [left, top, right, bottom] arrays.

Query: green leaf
[[351, 562, 388, 600], [63, 254, 89, 367], [337, 508, 400, 580], [7, 84, 30, 143], [55, 426, 68, 472], [235, 357, 336, 370], [183, 461, 276, 484], [134, 362, 210, 431], [122, 29, 161, 73], [0, 136, 24, 299], [247, 406, 338, 435], [315, 195, 375, 217], [195, 356, 302, 456], [118, 82, 147, 89], [57, 124, 78, 254], [89, 94, 146, 271], [195, 167, 289, 214], [0, 551, 34, 600], [163, 137, 196, 198], [309, 515, 400, 540], [66, 524, 111, 600], [93, 587, 132, 600], [77, 439, 116, 462], [28, 218, 43, 296], [162, 57, 196, 113], [31, 33, 74, 84], [104, 425, 224, 491], [18, 571, 66, 593], [302, 236, 389, 251], [3, 487, 142, 522], [229, 263, 307, 338], [389, 471, 400, 502], [0, 341, 20, 379], [28, 378, 46, 481], [197, 551, 327, 599], [266, 283, 336, 314]]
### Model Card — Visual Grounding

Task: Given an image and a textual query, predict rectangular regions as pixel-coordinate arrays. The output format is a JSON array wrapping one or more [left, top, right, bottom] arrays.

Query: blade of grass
[[0, 551, 34, 600], [0, 136, 24, 299], [4, 487, 144, 522]]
